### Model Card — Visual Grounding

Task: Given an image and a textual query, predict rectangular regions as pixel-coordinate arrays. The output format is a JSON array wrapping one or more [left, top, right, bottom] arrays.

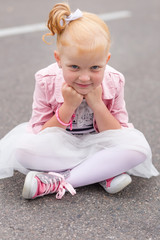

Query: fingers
[[84, 85, 103, 110], [61, 83, 83, 110]]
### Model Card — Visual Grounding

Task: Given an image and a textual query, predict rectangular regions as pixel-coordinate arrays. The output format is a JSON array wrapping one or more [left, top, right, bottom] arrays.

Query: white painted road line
[[0, 11, 131, 38], [0, 23, 46, 38], [99, 10, 131, 21]]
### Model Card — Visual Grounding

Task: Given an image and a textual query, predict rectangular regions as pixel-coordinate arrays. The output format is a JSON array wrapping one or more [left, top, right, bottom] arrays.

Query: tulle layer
[[0, 122, 159, 179]]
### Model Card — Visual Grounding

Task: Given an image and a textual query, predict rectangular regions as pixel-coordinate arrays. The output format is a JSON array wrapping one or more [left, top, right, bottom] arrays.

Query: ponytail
[[42, 3, 71, 44]]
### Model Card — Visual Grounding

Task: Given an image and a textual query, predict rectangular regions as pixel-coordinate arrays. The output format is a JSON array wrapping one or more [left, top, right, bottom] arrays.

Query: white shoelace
[[37, 172, 76, 199]]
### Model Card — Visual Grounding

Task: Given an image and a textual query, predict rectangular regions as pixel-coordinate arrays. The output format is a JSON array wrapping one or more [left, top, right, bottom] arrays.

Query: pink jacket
[[29, 63, 133, 134]]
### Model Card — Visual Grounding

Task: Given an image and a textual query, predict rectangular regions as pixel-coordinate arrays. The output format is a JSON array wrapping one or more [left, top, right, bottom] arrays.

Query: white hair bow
[[60, 9, 83, 26]]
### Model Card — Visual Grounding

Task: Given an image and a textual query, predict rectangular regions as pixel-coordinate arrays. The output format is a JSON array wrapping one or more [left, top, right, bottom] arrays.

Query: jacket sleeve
[[28, 73, 55, 134], [111, 73, 133, 128]]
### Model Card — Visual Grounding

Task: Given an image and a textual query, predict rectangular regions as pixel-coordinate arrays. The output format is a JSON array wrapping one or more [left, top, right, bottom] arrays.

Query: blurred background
[[0, 1, 160, 239]]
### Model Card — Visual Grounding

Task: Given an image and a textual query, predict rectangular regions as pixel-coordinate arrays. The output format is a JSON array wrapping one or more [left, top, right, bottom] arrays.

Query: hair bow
[[60, 9, 83, 26]]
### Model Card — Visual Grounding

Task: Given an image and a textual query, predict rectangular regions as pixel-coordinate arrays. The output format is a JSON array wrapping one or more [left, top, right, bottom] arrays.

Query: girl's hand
[[85, 85, 121, 131], [84, 85, 103, 111], [62, 83, 83, 110]]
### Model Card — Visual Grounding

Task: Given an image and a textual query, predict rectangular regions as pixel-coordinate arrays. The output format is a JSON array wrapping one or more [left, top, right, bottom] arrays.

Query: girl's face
[[54, 46, 110, 95]]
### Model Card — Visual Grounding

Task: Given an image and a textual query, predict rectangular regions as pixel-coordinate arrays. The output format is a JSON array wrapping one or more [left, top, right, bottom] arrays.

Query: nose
[[79, 72, 90, 82]]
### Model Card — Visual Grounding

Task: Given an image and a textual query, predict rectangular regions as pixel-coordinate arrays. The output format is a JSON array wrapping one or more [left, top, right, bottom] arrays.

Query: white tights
[[17, 148, 146, 188]]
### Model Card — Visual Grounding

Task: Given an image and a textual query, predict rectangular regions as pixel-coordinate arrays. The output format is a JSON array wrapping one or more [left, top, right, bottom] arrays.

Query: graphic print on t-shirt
[[66, 99, 95, 134]]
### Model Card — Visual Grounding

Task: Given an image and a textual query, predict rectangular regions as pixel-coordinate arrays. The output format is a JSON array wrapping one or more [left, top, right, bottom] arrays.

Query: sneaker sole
[[22, 171, 38, 199], [107, 175, 132, 194]]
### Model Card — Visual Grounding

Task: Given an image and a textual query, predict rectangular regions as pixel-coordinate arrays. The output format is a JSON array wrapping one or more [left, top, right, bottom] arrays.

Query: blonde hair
[[43, 3, 111, 54]]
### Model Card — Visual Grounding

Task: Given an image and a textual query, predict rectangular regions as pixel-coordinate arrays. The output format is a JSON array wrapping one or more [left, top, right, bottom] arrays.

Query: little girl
[[0, 3, 159, 200]]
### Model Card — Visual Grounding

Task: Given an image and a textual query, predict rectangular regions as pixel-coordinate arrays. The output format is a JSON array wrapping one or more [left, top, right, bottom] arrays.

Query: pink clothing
[[0, 64, 158, 181], [29, 63, 133, 134]]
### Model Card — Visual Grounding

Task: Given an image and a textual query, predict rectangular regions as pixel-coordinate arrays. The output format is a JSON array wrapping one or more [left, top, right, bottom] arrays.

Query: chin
[[75, 87, 91, 95], [77, 89, 90, 95]]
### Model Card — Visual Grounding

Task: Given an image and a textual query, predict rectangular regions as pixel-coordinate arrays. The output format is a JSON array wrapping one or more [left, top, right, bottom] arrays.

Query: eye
[[71, 65, 79, 70], [91, 66, 99, 70]]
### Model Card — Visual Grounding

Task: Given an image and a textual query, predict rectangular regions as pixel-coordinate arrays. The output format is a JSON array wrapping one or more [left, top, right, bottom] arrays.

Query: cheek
[[62, 70, 74, 84], [93, 72, 104, 86]]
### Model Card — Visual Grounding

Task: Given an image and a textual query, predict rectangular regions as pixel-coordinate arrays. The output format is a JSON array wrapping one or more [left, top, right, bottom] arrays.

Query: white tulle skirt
[[0, 122, 159, 179]]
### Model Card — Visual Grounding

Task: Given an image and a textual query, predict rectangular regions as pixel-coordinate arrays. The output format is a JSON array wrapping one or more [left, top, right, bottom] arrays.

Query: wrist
[[55, 108, 73, 130], [57, 103, 76, 127], [93, 102, 121, 131], [61, 102, 77, 115], [90, 99, 105, 112]]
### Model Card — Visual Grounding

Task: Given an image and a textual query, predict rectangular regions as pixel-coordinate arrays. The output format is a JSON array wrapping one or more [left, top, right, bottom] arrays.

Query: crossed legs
[[17, 147, 146, 188]]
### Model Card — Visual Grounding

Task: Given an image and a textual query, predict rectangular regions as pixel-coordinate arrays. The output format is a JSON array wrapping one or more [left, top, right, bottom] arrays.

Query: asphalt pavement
[[0, 0, 160, 239]]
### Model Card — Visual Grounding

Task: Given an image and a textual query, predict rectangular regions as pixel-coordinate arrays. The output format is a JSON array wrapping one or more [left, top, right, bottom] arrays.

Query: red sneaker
[[99, 173, 132, 194], [22, 171, 76, 200]]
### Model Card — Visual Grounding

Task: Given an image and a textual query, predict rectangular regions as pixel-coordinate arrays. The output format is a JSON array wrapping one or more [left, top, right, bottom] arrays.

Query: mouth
[[75, 83, 92, 88]]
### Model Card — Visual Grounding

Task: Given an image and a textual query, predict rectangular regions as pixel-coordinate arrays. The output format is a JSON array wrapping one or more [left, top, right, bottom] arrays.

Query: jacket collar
[[102, 70, 116, 99], [54, 67, 65, 103]]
